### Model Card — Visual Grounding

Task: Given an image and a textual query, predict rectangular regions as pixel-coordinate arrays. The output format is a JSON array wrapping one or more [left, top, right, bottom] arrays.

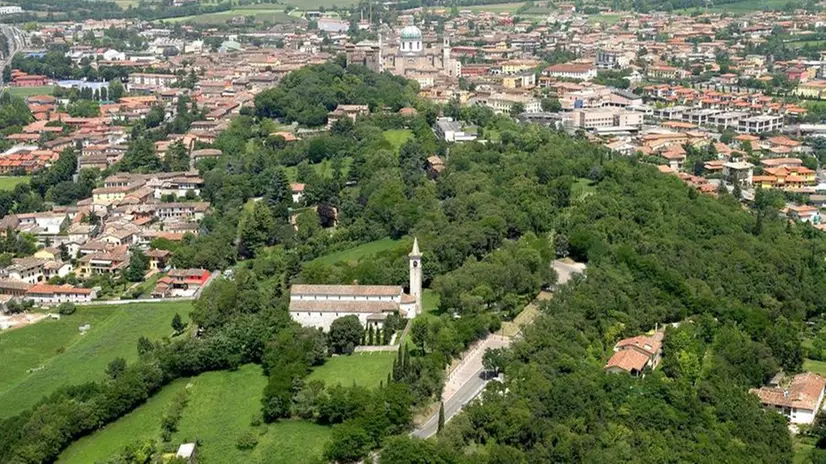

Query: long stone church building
[[288, 239, 423, 331]]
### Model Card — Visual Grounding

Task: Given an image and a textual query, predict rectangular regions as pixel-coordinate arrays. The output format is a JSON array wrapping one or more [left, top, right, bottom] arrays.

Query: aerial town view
[[5, 0, 826, 462]]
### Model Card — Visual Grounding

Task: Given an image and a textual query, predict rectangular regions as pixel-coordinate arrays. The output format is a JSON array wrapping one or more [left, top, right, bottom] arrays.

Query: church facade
[[345, 24, 460, 89], [288, 239, 423, 331]]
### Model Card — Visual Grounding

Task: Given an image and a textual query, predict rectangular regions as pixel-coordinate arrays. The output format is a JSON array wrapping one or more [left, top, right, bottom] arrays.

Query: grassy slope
[[310, 237, 400, 266], [0, 301, 191, 418], [284, 157, 353, 183], [383, 129, 414, 152], [0, 176, 30, 190], [307, 352, 396, 389], [804, 358, 826, 376], [60, 365, 331, 464]]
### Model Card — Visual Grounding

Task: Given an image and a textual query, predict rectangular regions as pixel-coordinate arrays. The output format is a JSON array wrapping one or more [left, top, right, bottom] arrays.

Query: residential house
[[750, 373, 826, 425], [25, 284, 96, 306], [604, 332, 664, 376]]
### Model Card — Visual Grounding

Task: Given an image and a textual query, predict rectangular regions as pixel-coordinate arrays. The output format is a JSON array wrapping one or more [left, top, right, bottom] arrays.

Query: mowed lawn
[[0, 176, 30, 190], [383, 129, 414, 152], [61, 365, 331, 464], [0, 301, 191, 418], [4, 85, 55, 98], [307, 352, 396, 388], [311, 237, 401, 266]]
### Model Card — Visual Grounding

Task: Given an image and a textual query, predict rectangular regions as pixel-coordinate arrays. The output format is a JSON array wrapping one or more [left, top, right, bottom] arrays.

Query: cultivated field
[[0, 301, 191, 418], [164, 8, 299, 24]]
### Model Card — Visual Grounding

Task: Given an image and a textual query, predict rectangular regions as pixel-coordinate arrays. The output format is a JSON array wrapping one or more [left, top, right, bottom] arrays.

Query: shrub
[[236, 431, 258, 450], [57, 302, 76, 315]]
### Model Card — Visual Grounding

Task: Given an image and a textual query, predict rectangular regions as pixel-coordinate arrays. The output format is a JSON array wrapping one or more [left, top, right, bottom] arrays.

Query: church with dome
[[344, 23, 461, 88]]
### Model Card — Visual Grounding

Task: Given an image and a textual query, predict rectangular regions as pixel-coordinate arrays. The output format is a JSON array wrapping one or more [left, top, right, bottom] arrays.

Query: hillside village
[[6, 1, 826, 463]]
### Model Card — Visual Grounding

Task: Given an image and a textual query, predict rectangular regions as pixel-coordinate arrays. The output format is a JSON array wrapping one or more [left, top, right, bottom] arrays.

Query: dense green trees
[[328, 315, 363, 354], [254, 62, 418, 126], [2, 61, 819, 464]]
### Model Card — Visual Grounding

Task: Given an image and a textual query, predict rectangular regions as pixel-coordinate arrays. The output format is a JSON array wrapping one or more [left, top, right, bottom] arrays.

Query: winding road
[[412, 259, 586, 439]]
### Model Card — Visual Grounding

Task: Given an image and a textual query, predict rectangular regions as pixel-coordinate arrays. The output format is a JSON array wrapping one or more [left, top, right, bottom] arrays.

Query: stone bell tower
[[408, 237, 422, 317]]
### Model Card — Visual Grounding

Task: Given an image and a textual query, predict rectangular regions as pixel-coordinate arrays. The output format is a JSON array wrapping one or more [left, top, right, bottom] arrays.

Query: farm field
[[0, 176, 30, 190], [310, 237, 401, 266], [0, 301, 191, 418], [281, 0, 361, 8], [60, 365, 331, 464], [677, 0, 788, 13], [307, 351, 396, 388], [468, 1, 525, 12], [164, 8, 299, 24], [3, 85, 55, 98]]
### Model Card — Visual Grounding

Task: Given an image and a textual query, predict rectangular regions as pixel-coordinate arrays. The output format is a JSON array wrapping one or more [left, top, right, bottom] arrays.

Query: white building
[[751, 372, 826, 425], [473, 93, 542, 115], [434, 118, 477, 143], [738, 115, 784, 134], [25, 283, 96, 306], [288, 239, 422, 331], [542, 63, 597, 81], [0, 6, 23, 14]]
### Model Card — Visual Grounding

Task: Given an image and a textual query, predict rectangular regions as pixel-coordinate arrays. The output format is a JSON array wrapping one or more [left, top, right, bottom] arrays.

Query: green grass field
[[0, 301, 191, 418], [164, 8, 299, 24], [468, 2, 525, 12], [794, 436, 816, 464], [0, 176, 30, 191], [383, 129, 414, 152], [60, 365, 331, 464], [310, 237, 401, 266], [284, 157, 353, 183], [587, 14, 623, 25], [804, 358, 826, 376], [281, 0, 361, 8], [572, 178, 597, 202], [3, 85, 55, 98], [307, 352, 395, 388], [677, 0, 788, 13]]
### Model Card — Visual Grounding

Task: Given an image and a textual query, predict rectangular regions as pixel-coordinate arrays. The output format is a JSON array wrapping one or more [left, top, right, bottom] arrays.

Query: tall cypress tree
[[438, 401, 445, 434]]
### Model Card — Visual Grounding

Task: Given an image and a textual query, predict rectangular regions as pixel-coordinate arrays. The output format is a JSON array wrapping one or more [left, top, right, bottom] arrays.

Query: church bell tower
[[408, 237, 422, 317]]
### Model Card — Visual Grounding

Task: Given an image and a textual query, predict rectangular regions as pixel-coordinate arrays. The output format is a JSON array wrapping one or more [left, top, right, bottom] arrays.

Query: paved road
[[412, 368, 488, 438], [411, 259, 586, 439], [552, 259, 586, 286], [0, 25, 25, 87]]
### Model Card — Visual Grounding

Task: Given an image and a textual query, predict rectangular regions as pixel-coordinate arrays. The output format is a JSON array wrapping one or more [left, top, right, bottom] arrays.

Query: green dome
[[400, 25, 422, 40]]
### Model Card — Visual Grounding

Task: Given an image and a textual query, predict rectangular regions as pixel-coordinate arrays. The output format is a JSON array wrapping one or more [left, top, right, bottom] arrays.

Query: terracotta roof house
[[750, 373, 826, 425], [604, 331, 664, 376]]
